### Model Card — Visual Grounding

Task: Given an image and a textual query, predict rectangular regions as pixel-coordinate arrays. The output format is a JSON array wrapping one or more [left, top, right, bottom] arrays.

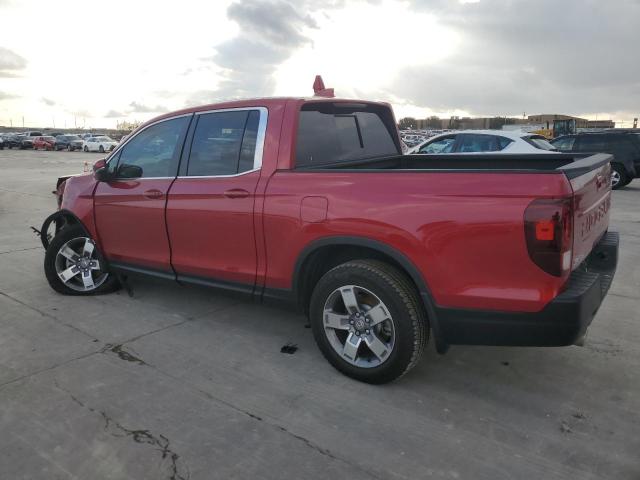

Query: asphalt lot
[[0, 148, 638, 480]]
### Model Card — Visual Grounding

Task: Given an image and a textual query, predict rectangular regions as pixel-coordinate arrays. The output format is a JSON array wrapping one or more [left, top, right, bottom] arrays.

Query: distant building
[[414, 116, 530, 130], [527, 114, 614, 129], [407, 114, 615, 132]]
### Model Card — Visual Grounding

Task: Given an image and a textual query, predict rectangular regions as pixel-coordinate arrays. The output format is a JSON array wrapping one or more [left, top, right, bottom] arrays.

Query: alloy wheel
[[54, 237, 108, 292], [322, 285, 395, 368], [611, 170, 621, 188]]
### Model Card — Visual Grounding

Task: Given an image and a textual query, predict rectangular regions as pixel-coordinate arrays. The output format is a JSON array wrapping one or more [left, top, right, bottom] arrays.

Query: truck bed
[[298, 152, 612, 180]]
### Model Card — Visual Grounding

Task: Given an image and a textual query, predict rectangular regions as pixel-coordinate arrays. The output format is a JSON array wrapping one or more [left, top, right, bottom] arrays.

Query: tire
[[84, 146, 88, 152], [99, 145, 105, 153], [611, 164, 629, 190], [68, 145, 73, 151], [309, 259, 428, 384], [44, 225, 120, 296]]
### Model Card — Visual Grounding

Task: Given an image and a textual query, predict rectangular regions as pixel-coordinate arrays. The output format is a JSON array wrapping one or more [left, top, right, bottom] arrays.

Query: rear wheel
[[611, 164, 629, 190], [309, 259, 428, 384], [68, 144, 73, 151], [84, 145, 88, 152], [99, 145, 105, 153], [44, 225, 119, 295]]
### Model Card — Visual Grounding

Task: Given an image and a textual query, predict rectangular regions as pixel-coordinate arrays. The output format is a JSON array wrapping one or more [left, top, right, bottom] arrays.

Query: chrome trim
[[110, 176, 174, 181], [177, 168, 259, 179], [194, 106, 268, 171]]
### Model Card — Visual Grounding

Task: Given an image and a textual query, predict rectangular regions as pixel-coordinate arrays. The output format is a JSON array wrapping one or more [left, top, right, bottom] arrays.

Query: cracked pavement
[[1, 149, 639, 479]]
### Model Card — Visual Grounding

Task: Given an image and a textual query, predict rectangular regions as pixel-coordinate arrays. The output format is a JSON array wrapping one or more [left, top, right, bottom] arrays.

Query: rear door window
[[186, 109, 261, 176], [295, 103, 399, 167], [418, 135, 457, 153]]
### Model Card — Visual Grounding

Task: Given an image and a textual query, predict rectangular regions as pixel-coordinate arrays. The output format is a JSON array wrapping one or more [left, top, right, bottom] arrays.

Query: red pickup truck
[[41, 93, 618, 383]]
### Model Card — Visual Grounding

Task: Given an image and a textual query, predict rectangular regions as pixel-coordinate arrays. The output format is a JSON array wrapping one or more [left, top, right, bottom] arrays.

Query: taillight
[[524, 198, 573, 277]]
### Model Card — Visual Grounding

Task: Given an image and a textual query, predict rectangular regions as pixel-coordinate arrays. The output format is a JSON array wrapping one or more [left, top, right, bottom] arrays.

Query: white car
[[407, 130, 557, 155], [83, 136, 118, 153]]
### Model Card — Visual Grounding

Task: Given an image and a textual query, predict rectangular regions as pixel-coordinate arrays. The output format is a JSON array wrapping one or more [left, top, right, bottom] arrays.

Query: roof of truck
[[139, 96, 392, 130]]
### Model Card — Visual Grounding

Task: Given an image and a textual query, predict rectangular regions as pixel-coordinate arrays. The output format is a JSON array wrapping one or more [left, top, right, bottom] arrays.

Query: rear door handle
[[143, 189, 164, 199], [223, 189, 250, 199]]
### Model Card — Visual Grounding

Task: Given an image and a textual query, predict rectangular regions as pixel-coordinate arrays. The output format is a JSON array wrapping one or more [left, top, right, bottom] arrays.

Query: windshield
[[525, 135, 557, 151]]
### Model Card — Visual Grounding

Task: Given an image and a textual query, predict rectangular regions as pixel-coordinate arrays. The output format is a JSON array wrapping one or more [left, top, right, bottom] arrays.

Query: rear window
[[295, 103, 399, 167], [525, 135, 557, 151]]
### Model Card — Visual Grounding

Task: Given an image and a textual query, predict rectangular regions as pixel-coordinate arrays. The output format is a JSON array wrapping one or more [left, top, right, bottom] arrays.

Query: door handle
[[143, 189, 164, 199], [223, 189, 250, 199]]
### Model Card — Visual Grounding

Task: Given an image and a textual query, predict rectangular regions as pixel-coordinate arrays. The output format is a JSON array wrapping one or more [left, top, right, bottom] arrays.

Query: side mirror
[[94, 166, 113, 182], [117, 164, 143, 179], [93, 159, 107, 172]]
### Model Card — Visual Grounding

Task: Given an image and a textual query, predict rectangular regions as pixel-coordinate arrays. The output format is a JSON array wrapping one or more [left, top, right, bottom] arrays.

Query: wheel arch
[[40, 210, 91, 249], [293, 236, 447, 353]]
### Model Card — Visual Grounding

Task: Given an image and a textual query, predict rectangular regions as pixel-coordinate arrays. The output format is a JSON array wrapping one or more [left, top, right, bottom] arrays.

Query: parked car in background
[[19, 131, 43, 149], [80, 133, 103, 140], [0, 136, 3, 149], [40, 94, 617, 384], [83, 135, 118, 153], [551, 131, 640, 189], [55, 134, 84, 151], [408, 130, 558, 154], [2, 133, 24, 149], [33, 136, 57, 150]]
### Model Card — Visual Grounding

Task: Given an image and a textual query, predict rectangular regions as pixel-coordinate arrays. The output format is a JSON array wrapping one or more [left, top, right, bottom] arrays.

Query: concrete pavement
[[0, 148, 638, 479]]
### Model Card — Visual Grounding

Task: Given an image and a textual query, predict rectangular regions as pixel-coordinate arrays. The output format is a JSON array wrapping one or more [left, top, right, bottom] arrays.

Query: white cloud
[[0, 0, 638, 127]]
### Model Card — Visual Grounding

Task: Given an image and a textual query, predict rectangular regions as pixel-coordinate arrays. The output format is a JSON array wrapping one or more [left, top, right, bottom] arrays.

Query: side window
[[457, 134, 499, 153], [117, 116, 190, 178], [576, 135, 606, 152], [609, 136, 637, 158], [497, 136, 514, 150], [552, 136, 575, 150], [187, 110, 260, 176], [419, 136, 457, 154]]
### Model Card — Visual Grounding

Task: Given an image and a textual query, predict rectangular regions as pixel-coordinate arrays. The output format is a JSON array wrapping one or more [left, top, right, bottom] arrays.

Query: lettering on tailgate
[[580, 194, 611, 239]]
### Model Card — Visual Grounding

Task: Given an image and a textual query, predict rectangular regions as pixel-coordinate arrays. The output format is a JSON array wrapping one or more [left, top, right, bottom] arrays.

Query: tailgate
[[562, 154, 613, 269]]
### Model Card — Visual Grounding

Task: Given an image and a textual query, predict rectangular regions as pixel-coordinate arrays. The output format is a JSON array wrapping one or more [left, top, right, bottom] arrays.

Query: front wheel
[[310, 260, 428, 384], [44, 225, 119, 295]]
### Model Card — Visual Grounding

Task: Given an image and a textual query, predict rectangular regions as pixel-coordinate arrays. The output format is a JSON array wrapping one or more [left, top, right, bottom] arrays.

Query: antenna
[[313, 75, 335, 98]]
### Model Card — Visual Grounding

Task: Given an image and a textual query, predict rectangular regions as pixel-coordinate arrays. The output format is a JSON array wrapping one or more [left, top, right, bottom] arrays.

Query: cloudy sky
[[0, 0, 638, 129]]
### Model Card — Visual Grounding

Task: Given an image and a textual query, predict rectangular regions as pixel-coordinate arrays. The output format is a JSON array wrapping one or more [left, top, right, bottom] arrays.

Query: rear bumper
[[431, 231, 619, 347]]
